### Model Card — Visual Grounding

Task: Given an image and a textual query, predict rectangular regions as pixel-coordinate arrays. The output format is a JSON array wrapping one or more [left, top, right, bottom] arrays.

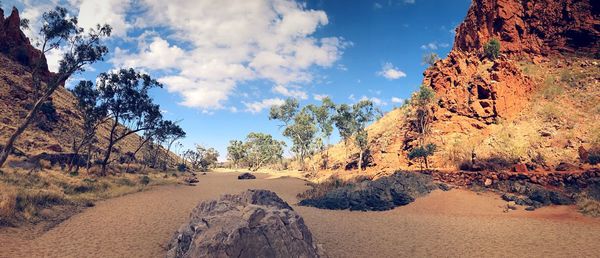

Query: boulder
[[183, 176, 199, 185], [555, 162, 578, 172], [238, 172, 256, 180], [512, 163, 528, 173], [299, 172, 438, 211], [166, 190, 324, 258]]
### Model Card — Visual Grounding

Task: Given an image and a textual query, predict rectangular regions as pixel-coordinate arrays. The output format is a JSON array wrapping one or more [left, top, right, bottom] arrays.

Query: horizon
[[3, 0, 471, 160]]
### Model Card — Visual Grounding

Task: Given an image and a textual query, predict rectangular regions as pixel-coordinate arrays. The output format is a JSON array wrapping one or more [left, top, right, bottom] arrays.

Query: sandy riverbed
[[0, 172, 599, 258]]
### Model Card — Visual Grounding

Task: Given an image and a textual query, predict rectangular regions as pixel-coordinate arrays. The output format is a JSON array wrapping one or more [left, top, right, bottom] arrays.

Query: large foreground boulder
[[166, 189, 324, 258]]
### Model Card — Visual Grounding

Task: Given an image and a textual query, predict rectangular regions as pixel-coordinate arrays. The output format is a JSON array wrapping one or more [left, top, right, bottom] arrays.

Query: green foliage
[[408, 143, 437, 170], [227, 140, 247, 168], [332, 103, 355, 148], [244, 132, 286, 171], [484, 39, 501, 60], [422, 52, 440, 66], [307, 97, 335, 148]]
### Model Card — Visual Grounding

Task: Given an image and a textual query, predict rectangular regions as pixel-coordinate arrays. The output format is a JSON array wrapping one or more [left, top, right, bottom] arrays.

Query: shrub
[[588, 148, 600, 165], [484, 39, 501, 60], [459, 155, 518, 172], [139, 175, 150, 186], [177, 163, 187, 172], [540, 77, 564, 99], [577, 194, 600, 217], [538, 103, 562, 123], [0, 188, 17, 225]]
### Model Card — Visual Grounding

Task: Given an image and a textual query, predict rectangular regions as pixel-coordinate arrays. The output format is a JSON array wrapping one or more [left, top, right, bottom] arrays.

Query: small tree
[[307, 97, 335, 168], [96, 68, 163, 175], [244, 132, 285, 171], [270, 98, 318, 171], [352, 100, 377, 170], [332, 103, 355, 158], [68, 80, 109, 174], [0, 7, 111, 167], [408, 143, 437, 171], [422, 52, 440, 66], [484, 38, 501, 60], [227, 140, 247, 169]]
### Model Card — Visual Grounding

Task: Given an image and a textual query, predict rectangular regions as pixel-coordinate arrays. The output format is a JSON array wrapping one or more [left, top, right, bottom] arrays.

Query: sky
[[3, 0, 471, 159]]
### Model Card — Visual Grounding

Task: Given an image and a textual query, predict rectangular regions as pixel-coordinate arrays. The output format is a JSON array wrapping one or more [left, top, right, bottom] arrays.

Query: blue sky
[[5, 0, 471, 159]]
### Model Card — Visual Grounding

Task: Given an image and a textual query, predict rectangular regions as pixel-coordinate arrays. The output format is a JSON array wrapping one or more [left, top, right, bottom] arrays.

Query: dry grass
[[577, 194, 600, 217], [0, 167, 180, 226]]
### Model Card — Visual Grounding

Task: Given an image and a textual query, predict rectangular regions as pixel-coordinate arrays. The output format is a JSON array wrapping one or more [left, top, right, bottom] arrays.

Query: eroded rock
[[166, 190, 324, 258]]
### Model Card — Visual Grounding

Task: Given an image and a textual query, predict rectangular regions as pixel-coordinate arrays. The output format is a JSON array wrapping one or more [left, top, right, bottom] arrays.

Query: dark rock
[[555, 162, 578, 171], [299, 172, 436, 211], [166, 190, 324, 258], [183, 176, 199, 185], [238, 172, 256, 180], [525, 206, 536, 211], [512, 163, 528, 173]]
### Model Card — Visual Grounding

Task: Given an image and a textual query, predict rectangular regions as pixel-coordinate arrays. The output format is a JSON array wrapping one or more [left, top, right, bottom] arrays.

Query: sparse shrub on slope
[[484, 39, 500, 60]]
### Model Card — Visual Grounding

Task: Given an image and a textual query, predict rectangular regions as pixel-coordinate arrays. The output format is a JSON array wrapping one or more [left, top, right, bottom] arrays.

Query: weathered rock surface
[[237, 172, 256, 180], [0, 7, 53, 82], [299, 172, 440, 211], [166, 189, 324, 258], [454, 0, 599, 58]]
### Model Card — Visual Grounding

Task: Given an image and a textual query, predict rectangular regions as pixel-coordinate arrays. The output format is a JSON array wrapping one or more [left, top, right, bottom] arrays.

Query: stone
[[183, 176, 199, 185], [507, 201, 517, 210], [238, 172, 256, 180], [555, 162, 578, 172], [166, 190, 324, 258], [512, 163, 528, 173], [484, 178, 493, 187]]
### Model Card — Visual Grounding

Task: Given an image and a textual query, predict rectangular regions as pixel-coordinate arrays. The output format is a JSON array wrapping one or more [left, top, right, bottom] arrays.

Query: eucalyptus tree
[[352, 100, 377, 170], [332, 103, 355, 158], [68, 80, 109, 174], [244, 132, 285, 171], [227, 140, 247, 169], [307, 97, 335, 168], [0, 6, 111, 167], [96, 68, 163, 175]]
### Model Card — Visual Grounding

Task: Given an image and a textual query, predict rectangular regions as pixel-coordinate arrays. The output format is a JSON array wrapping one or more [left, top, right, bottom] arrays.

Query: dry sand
[[0, 172, 599, 258]]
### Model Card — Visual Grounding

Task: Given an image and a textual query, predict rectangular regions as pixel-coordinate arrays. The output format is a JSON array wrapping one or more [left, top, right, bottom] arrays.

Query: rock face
[[299, 172, 440, 211], [423, 52, 533, 123], [166, 190, 324, 258], [0, 7, 53, 82], [454, 0, 600, 58]]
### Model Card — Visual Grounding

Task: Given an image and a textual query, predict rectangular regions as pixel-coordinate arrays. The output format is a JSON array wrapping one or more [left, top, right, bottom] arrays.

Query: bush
[[177, 163, 187, 172], [0, 188, 17, 225], [459, 155, 518, 172], [484, 39, 501, 60], [139, 175, 150, 186], [577, 194, 600, 217], [540, 78, 564, 99], [588, 148, 600, 165]]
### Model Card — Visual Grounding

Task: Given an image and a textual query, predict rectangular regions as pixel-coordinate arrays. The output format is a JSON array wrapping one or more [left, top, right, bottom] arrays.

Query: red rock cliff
[[0, 7, 53, 81], [454, 0, 599, 58]]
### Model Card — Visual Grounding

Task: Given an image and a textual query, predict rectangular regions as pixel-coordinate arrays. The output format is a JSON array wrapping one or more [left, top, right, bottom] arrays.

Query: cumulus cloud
[[391, 97, 404, 104], [359, 96, 387, 106], [313, 94, 328, 101], [272, 85, 308, 99], [377, 62, 406, 80], [420, 42, 450, 50], [113, 0, 344, 110], [244, 98, 285, 113], [69, 0, 131, 37]]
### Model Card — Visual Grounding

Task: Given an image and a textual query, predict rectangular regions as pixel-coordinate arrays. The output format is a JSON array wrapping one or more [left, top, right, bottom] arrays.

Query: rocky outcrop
[[299, 172, 440, 211], [166, 190, 324, 258], [454, 0, 600, 58], [424, 52, 533, 123], [0, 7, 53, 82]]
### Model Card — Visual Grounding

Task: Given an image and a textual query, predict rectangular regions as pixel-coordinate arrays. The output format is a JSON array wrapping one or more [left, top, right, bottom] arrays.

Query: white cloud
[[69, 0, 131, 37], [373, 3, 383, 9], [114, 0, 344, 110], [404, 0, 416, 4], [244, 98, 285, 113], [313, 94, 328, 101], [420, 42, 450, 50], [359, 96, 387, 106], [377, 62, 406, 80], [272, 85, 308, 99], [391, 97, 404, 104]]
